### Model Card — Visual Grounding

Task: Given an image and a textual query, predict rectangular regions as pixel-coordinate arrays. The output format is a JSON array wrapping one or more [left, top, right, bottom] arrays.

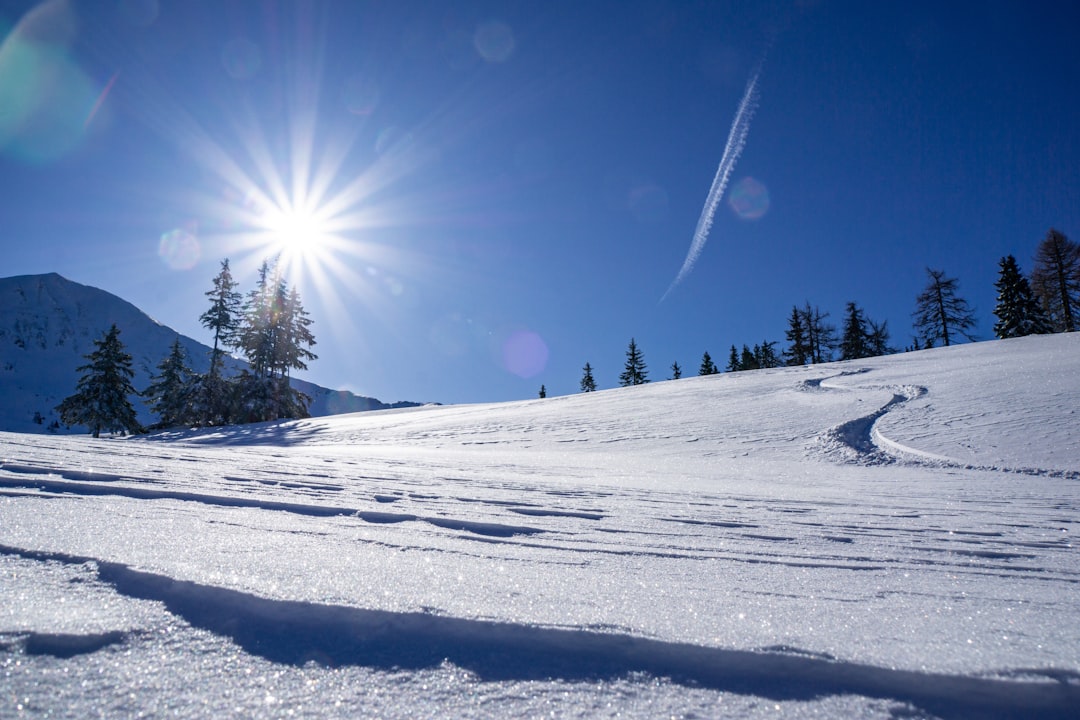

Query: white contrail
[[661, 68, 761, 301]]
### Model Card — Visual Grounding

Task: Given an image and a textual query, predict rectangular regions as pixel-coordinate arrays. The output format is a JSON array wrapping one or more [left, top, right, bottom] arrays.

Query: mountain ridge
[[0, 272, 423, 433]]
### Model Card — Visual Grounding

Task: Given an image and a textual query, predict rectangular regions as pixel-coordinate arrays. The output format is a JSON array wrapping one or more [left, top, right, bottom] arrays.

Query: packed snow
[[2, 334, 1078, 718]]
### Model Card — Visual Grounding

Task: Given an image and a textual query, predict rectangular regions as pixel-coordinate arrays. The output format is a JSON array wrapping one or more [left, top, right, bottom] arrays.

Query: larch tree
[[618, 338, 649, 386], [1030, 228, 1080, 332], [993, 255, 1051, 338], [56, 324, 142, 438], [580, 362, 597, 392], [912, 268, 977, 347], [799, 303, 836, 364]]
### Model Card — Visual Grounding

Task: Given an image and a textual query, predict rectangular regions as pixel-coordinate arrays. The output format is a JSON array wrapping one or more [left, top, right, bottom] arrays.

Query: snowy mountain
[[0, 273, 421, 433], [1, 333, 1078, 718]]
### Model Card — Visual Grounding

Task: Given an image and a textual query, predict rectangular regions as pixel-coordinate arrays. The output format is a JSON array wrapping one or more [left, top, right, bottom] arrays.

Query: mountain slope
[[0, 333, 1077, 718], [0, 273, 420, 432]]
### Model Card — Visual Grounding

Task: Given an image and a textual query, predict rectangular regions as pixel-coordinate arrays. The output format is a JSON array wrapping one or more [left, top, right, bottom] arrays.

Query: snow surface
[[2, 334, 1078, 718]]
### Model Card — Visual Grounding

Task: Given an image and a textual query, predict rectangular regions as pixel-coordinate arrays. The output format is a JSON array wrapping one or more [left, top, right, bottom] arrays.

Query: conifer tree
[[618, 338, 649, 386], [783, 306, 810, 366], [913, 268, 977, 347], [993, 255, 1051, 338], [799, 303, 836, 364], [698, 351, 717, 376], [1030, 228, 1080, 332], [143, 338, 197, 429], [580, 362, 597, 392], [197, 259, 243, 425], [840, 302, 871, 360], [867, 319, 893, 356], [726, 345, 740, 372], [538, 384, 547, 398], [756, 340, 780, 368], [670, 361, 682, 380], [740, 345, 758, 371], [56, 324, 142, 438]]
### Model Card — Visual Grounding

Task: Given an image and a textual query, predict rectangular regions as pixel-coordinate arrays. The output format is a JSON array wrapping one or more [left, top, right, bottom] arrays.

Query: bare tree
[[912, 268, 977, 347], [1030, 228, 1080, 332]]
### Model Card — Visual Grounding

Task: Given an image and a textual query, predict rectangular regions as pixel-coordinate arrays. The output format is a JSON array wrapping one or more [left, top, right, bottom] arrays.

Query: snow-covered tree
[[913, 268, 977, 347], [698, 351, 717, 376], [56, 324, 142, 438], [580, 362, 597, 392], [618, 338, 648, 386], [993, 255, 1051, 338], [143, 338, 197, 428], [1030, 228, 1080, 333]]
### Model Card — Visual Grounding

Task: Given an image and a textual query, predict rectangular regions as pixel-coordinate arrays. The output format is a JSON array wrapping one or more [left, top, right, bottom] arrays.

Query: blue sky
[[2, 0, 1078, 405]]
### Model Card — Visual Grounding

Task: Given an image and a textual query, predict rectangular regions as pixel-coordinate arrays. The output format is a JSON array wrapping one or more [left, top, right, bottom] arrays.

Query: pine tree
[[538, 384, 547, 398], [580, 362, 597, 392], [143, 338, 197, 429], [726, 345, 740, 372], [618, 338, 649, 386], [56, 324, 142, 438], [913, 268, 977, 347], [670, 361, 682, 380], [840, 302, 871, 360], [783, 306, 810, 366], [993, 255, 1051, 338], [1030, 228, 1080, 332], [698, 351, 717, 376]]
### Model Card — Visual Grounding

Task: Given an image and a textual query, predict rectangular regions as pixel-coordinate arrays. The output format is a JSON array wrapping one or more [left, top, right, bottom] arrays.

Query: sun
[[262, 204, 331, 261]]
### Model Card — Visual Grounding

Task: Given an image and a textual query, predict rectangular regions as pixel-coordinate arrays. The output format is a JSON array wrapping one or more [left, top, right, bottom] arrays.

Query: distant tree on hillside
[[1030, 228, 1080, 332], [538, 384, 547, 398], [755, 340, 780, 368], [56, 324, 142, 438], [670, 361, 682, 380], [726, 345, 740, 372], [618, 338, 648, 386], [993, 255, 1051, 339], [143, 338, 197, 429], [698, 351, 717, 376], [580, 362, 597, 392], [840, 302, 872, 360], [913, 268, 977, 347], [867, 318, 894, 356], [783, 306, 810, 366], [799, 303, 836, 364], [740, 344, 758, 371]]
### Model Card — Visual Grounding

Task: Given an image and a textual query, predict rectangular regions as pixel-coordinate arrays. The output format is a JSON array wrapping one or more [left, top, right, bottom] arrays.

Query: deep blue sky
[[2, 0, 1078, 404]]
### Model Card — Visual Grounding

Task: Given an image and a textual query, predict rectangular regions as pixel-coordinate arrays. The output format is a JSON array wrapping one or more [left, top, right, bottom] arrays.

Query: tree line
[[56, 258, 317, 437], [557, 228, 1078, 397]]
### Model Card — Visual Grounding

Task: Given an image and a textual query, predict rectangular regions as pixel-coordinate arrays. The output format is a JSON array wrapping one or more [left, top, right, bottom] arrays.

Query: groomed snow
[[2, 334, 1078, 718]]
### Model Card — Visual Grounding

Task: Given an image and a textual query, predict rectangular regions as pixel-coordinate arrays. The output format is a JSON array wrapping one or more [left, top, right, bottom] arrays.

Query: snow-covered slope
[[0, 273, 420, 433], [1, 334, 1078, 718]]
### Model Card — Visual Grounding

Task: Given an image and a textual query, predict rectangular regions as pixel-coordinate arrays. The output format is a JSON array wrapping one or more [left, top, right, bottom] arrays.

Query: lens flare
[[502, 330, 548, 379], [158, 228, 201, 270], [474, 21, 515, 63], [727, 176, 770, 220]]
